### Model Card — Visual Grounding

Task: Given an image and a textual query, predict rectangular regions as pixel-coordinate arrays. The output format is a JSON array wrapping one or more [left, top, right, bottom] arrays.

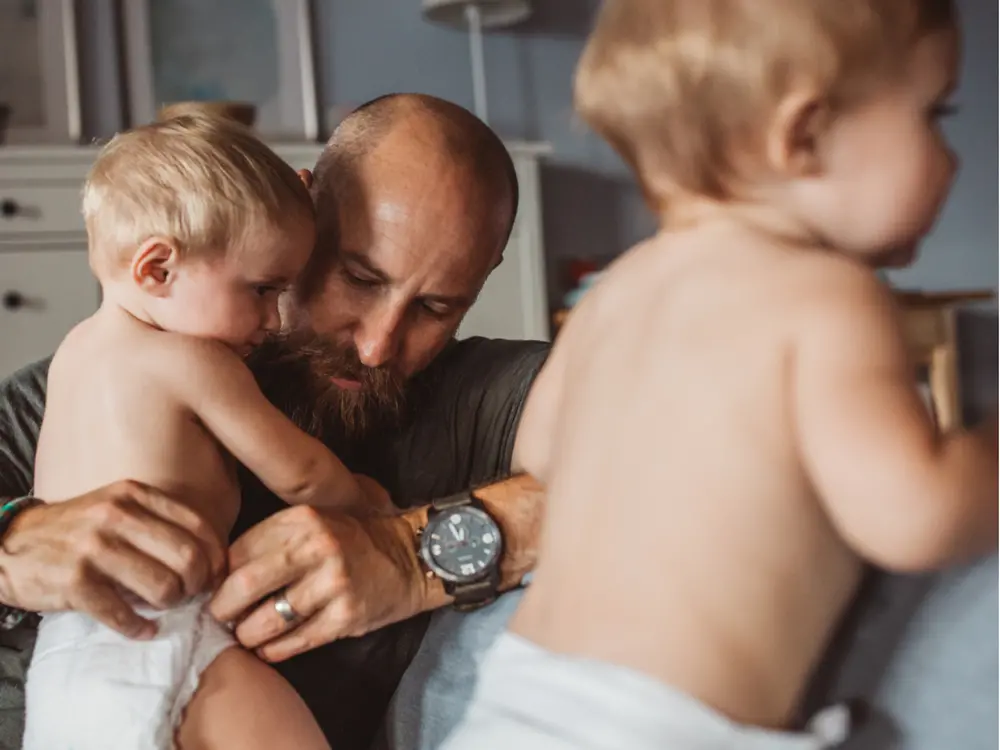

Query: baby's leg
[[177, 647, 331, 750]]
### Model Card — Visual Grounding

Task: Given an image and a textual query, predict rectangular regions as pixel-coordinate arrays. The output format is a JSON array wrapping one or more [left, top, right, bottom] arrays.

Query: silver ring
[[273, 589, 300, 625]]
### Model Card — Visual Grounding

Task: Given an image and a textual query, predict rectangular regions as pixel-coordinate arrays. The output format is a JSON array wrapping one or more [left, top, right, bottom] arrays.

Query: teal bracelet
[[0, 495, 43, 631]]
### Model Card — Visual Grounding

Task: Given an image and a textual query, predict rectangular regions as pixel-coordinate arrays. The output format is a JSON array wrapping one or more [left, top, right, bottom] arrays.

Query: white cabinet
[[0, 147, 97, 379], [457, 143, 551, 343], [0, 250, 99, 376], [0, 141, 549, 379]]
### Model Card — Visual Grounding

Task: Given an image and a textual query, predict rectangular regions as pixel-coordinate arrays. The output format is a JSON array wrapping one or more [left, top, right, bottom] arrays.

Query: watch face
[[421, 506, 502, 583]]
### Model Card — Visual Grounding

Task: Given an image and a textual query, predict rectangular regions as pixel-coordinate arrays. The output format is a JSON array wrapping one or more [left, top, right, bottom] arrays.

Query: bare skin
[[511, 29, 997, 730], [514, 225, 994, 728]]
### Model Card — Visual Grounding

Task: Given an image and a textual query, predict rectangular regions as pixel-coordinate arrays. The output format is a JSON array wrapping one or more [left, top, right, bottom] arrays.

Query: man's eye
[[343, 268, 379, 288], [420, 302, 451, 319]]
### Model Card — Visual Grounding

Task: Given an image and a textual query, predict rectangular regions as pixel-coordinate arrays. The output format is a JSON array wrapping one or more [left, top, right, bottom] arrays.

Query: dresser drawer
[[0, 248, 99, 379], [0, 183, 86, 238]]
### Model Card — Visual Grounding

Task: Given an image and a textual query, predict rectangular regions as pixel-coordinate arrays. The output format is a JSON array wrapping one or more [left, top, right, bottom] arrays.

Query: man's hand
[[0, 480, 225, 639], [209, 504, 426, 662]]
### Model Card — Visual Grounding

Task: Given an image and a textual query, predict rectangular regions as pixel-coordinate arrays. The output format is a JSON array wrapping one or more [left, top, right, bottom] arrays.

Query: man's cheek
[[406, 323, 458, 378]]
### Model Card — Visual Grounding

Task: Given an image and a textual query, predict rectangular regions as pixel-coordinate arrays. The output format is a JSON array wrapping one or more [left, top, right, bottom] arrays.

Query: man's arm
[[795, 264, 998, 572], [398, 336, 551, 604], [169, 338, 364, 509]]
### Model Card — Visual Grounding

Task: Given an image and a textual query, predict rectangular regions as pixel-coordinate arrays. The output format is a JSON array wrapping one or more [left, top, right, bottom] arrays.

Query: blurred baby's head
[[576, 0, 959, 264], [83, 115, 316, 351]]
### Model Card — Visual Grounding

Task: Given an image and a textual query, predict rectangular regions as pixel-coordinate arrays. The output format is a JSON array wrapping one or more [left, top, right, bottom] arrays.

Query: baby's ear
[[766, 90, 830, 178], [131, 237, 179, 297]]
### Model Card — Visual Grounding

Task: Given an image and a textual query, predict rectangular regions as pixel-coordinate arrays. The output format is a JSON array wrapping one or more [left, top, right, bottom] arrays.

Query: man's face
[[267, 127, 510, 434]]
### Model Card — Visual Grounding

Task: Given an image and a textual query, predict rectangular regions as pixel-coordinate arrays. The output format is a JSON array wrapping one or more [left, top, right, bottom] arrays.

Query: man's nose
[[354, 303, 404, 369]]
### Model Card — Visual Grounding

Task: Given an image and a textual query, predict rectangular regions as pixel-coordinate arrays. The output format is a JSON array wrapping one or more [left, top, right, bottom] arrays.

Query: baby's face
[[800, 27, 960, 266], [163, 217, 316, 356]]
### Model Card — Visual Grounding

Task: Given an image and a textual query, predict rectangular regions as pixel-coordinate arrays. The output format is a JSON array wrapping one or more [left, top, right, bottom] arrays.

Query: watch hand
[[449, 523, 462, 540]]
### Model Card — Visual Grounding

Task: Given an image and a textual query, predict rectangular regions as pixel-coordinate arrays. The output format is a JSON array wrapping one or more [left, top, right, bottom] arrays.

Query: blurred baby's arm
[[164, 338, 366, 511], [793, 260, 997, 572]]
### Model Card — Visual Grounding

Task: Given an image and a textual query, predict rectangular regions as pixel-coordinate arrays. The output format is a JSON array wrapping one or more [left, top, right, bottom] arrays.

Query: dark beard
[[246, 328, 406, 441]]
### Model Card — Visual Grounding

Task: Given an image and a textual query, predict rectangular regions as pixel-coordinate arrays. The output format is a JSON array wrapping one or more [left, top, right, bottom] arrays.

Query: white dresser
[[0, 142, 549, 379]]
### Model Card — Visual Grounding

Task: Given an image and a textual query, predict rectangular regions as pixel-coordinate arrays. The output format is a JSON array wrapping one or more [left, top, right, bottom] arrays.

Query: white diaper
[[23, 594, 236, 750], [441, 632, 851, 750]]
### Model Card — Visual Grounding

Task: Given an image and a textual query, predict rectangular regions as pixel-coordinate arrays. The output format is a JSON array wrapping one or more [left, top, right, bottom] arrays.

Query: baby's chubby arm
[[793, 260, 997, 572], [161, 337, 367, 511]]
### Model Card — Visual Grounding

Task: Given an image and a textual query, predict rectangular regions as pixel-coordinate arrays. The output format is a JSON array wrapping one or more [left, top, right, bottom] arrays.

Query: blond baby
[[24, 115, 368, 750]]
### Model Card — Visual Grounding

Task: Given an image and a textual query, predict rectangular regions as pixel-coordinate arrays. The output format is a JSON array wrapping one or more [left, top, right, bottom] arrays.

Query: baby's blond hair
[[83, 115, 314, 276], [575, 0, 956, 205]]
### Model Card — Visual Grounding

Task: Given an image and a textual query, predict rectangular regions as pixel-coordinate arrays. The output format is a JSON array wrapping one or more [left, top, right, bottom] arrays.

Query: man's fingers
[[89, 535, 186, 610], [111, 499, 216, 599], [256, 608, 336, 663], [122, 482, 226, 581], [209, 550, 303, 624], [226, 505, 322, 570], [231, 574, 330, 650], [71, 575, 157, 640]]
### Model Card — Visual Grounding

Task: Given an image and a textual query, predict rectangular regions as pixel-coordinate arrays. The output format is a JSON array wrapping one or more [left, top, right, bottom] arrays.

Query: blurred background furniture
[[897, 289, 994, 431]]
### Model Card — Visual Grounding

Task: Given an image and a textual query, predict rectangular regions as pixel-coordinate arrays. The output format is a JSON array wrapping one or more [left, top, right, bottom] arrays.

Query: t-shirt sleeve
[[387, 337, 549, 505], [0, 359, 50, 499]]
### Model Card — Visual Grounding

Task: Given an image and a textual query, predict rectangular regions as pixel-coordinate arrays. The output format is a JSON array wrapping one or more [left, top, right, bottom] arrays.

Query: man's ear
[[131, 237, 179, 296], [766, 91, 829, 178], [297, 169, 314, 190]]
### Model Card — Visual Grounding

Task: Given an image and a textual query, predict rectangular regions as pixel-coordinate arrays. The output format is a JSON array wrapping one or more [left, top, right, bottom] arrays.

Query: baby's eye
[[254, 285, 279, 296]]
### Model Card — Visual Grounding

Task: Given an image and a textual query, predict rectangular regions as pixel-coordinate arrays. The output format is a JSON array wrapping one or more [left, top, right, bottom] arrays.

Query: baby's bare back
[[513, 227, 864, 728], [34, 312, 241, 543]]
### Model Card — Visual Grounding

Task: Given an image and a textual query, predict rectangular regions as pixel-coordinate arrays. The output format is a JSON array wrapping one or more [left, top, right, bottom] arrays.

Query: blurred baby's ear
[[766, 90, 830, 178]]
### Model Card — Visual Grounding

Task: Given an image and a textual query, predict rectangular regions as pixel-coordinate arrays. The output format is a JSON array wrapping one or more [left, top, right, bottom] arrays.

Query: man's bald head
[[312, 93, 519, 259], [270, 95, 523, 435]]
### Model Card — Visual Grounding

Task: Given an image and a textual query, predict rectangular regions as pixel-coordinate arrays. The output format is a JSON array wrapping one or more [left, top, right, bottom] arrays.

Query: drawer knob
[[0, 199, 18, 218], [2, 291, 24, 311]]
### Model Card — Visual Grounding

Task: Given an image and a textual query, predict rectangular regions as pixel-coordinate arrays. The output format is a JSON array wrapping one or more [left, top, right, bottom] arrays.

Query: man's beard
[[246, 328, 406, 440]]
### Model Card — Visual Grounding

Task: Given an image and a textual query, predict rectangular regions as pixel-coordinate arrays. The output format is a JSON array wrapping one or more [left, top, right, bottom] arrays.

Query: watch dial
[[426, 507, 500, 580]]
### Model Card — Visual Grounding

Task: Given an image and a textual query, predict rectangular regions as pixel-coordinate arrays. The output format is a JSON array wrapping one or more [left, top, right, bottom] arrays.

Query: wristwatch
[[0, 495, 42, 630], [418, 490, 503, 611]]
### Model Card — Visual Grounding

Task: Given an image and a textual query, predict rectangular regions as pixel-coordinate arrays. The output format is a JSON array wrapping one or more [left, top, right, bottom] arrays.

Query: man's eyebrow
[[341, 251, 391, 283]]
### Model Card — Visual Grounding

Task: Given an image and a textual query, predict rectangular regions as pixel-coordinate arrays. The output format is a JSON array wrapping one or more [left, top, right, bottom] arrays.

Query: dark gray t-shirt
[[0, 336, 549, 750]]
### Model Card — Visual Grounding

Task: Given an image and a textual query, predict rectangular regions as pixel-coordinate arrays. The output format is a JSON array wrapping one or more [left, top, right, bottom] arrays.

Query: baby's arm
[[794, 261, 996, 572], [165, 338, 366, 511]]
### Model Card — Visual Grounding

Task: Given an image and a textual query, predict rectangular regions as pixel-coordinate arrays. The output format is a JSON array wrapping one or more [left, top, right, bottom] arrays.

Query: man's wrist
[[396, 506, 451, 613], [475, 474, 542, 590], [0, 496, 44, 628]]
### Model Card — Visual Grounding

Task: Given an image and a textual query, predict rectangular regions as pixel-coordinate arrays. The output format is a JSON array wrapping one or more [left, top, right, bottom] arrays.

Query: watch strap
[[448, 569, 500, 612], [430, 490, 480, 513]]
